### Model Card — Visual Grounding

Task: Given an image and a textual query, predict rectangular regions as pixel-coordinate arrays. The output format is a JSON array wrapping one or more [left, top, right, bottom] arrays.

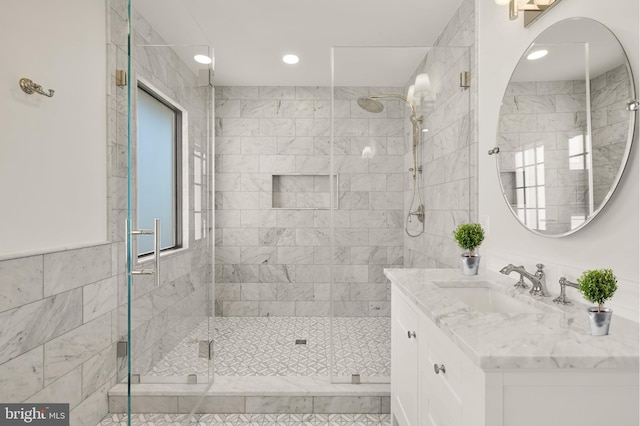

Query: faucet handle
[[536, 264, 545, 274]]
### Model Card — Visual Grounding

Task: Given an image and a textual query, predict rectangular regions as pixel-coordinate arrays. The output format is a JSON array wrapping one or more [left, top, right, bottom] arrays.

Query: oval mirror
[[496, 18, 636, 237]]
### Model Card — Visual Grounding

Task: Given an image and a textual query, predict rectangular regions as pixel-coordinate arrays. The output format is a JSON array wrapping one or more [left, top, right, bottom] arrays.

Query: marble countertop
[[384, 268, 639, 370]]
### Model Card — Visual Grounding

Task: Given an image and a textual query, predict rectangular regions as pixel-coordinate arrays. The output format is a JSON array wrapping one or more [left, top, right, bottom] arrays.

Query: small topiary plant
[[578, 268, 617, 313], [453, 223, 485, 257]]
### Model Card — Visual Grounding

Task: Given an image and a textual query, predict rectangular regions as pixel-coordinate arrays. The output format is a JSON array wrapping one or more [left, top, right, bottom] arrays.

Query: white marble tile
[[259, 119, 296, 137], [333, 265, 368, 283], [259, 265, 294, 283], [82, 343, 117, 399], [43, 244, 111, 297], [245, 396, 313, 413], [259, 86, 296, 99], [240, 99, 279, 118], [334, 119, 369, 137], [294, 265, 330, 283], [314, 396, 381, 413], [239, 247, 277, 265], [259, 155, 296, 173], [26, 364, 82, 409], [222, 265, 259, 283], [70, 378, 111, 426], [295, 86, 330, 100], [276, 283, 314, 301], [220, 118, 260, 136], [0, 346, 43, 402], [0, 289, 82, 364], [277, 100, 315, 118], [177, 396, 245, 413], [83, 276, 118, 323], [259, 301, 296, 316], [295, 228, 330, 247], [276, 136, 314, 155], [369, 119, 404, 137], [215, 99, 241, 118], [295, 155, 330, 173], [277, 247, 314, 264], [222, 155, 260, 173], [295, 119, 330, 137], [0, 255, 43, 313], [295, 301, 331, 316], [222, 301, 260, 316], [44, 312, 112, 385], [241, 137, 278, 155], [241, 210, 277, 228], [222, 86, 259, 99]]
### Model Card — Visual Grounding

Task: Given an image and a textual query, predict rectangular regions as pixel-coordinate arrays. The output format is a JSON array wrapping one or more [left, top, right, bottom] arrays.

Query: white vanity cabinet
[[390, 277, 639, 426], [391, 286, 419, 426], [392, 286, 484, 426]]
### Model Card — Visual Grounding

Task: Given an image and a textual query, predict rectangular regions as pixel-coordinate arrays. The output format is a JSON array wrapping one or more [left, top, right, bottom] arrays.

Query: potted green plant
[[453, 223, 485, 276], [577, 268, 617, 336]]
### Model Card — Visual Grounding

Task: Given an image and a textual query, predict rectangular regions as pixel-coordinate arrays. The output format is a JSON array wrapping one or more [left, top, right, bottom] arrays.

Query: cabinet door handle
[[407, 331, 416, 339], [434, 364, 446, 374]]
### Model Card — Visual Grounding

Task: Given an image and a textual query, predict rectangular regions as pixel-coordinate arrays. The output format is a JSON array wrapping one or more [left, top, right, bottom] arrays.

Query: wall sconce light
[[496, 0, 563, 27]]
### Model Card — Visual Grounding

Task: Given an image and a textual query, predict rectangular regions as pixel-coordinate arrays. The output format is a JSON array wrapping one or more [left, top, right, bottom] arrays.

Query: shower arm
[[368, 93, 420, 120]]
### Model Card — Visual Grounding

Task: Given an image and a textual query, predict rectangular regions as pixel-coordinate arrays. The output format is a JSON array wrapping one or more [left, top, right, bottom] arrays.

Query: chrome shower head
[[357, 96, 384, 113]]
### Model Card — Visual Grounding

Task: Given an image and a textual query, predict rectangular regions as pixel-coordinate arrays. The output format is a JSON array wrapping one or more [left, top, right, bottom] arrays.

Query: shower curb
[[108, 377, 390, 414]]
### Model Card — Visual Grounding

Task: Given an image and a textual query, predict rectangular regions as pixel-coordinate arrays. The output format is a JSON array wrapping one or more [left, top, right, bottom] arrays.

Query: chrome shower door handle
[[126, 218, 161, 287], [153, 218, 160, 288]]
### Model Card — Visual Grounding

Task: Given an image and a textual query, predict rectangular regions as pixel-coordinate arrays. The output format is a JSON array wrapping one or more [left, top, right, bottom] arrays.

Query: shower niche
[[272, 174, 339, 209]]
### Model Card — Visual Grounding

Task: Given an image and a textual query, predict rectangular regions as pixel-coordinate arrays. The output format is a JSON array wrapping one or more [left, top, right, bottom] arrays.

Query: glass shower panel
[[125, 43, 214, 386], [330, 46, 471, 384]]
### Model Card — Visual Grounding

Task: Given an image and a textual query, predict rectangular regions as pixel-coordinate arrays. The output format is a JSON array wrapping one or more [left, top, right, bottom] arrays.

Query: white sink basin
[[434, 283, 540, 314]]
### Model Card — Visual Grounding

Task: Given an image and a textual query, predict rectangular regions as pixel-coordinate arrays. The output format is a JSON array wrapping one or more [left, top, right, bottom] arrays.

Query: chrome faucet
[[499, 263, 550, 297], [553, 277, 579, 305]]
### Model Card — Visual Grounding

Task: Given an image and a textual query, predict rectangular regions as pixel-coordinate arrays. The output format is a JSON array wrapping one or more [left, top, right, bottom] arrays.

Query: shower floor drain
[[295, 339, 307, 345]]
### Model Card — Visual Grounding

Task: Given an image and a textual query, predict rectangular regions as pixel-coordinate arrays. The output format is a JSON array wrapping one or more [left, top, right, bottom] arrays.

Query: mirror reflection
[[496, 18, 635, 236]]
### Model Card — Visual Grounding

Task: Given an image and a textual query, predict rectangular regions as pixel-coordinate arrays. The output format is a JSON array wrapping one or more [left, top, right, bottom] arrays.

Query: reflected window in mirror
[[495, 18, 636, 237]]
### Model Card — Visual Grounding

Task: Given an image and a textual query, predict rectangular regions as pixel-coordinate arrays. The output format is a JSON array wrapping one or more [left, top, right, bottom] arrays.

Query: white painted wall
[[477, 0, 639, 321], [0, 1, 107, 257]]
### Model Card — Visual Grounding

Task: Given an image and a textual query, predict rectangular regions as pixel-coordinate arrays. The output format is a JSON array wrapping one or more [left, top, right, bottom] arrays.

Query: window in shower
[[136, 84, 183, 256]]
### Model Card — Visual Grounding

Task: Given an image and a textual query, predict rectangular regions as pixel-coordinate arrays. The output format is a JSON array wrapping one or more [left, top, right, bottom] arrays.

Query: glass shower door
[[118, 1, 216, 422], [330, 45, 471, 384]]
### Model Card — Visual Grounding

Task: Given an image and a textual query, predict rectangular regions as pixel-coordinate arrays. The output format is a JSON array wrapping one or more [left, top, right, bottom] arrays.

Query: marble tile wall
[[403, 0, 477, 268], [590, 64, 633, 206], [497, 64, 631, 234], [0, 2, 213, 425], [214, 86, 405, 317], [498, 78, 588, 233]]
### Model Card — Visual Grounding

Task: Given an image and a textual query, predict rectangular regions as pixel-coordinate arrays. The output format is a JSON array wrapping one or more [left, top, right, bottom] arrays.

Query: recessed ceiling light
[[194, 54, 213, 65], [527, 49, 548, 60], [282, 54, 300, 65]]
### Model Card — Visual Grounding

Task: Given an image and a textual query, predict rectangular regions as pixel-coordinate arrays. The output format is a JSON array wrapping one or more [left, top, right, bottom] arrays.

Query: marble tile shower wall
[[498, 79, 588, 233], [0, 2, 212, 425], [403, 0, 477, 268], [214, 86, 405, 317], [590, 64, 632, 206]]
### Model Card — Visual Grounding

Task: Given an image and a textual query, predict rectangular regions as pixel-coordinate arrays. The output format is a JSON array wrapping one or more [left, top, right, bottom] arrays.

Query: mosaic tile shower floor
[[147, 317, 390, 377], [99, 413, 391, 426]]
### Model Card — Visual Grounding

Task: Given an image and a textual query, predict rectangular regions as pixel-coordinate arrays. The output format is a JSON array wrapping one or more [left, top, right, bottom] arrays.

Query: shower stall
[[116, 2, 471, 420]]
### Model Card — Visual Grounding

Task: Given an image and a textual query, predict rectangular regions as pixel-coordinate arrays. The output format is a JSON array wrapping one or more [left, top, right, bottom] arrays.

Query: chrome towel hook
[[19, 78, 55, 97]]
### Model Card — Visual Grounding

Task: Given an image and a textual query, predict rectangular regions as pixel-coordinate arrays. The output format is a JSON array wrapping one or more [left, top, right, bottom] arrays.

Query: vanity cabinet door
[[391, 288, 419, 426], [419, 315, 462, 426]]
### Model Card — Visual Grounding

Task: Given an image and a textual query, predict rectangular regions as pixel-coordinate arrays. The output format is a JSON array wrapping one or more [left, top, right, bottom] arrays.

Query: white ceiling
[[512, 18, 627, 82], [134, 0, 463, 86]]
